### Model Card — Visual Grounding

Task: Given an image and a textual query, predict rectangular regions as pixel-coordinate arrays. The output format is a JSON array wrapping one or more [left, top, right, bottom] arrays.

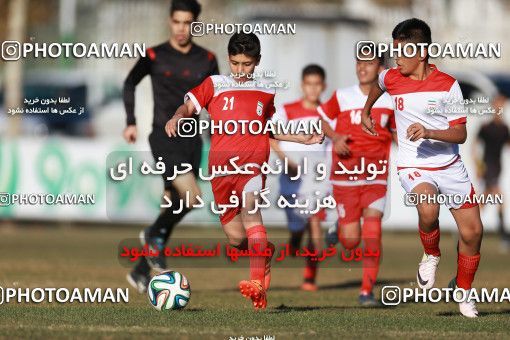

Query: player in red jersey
[[361, 18, 484, 317], [270, 64, 330, 291], [318, 44, 396, 306], [165, 33, 324, 310]]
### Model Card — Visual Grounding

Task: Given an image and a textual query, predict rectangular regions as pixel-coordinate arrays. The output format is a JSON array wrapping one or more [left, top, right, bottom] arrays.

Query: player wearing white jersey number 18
[[361, 18, 483, 318]]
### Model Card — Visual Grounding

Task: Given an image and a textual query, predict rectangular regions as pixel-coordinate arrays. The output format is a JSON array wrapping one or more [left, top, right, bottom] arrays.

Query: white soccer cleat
[[416, 253, 440, 289], [449, 278, 479, 318], [459, 295, 479, 318]]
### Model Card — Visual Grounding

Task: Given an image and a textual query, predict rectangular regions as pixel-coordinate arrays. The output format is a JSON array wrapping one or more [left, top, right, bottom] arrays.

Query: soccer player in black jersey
[[123, 0, 219, 293]]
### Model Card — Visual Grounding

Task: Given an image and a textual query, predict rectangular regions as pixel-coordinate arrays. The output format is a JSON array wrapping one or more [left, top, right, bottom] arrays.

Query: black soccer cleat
[[325, 222, 339, 247], [126, 270, 150, 294], [139, 228, 167, 272], [447, 276, 457, 299], [359, 292, 379, 307]]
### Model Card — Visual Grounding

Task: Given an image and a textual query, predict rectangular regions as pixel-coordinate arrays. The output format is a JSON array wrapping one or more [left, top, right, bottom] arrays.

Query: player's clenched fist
[[407, 122, 430, 142], [123, 125, 137, 144], [361, 112, 378, 136], [332, 133, 351, 156], [165, 116, 180, 137], [302, 131, 325, 145]]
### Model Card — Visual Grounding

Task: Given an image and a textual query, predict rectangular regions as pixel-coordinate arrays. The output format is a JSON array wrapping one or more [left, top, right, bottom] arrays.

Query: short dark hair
[[170, 0, 201, 20], [302, 64, 326, 81], [227, 33, 261, 59], [356, 42, 385, 65], [392, 18, 432, 45]]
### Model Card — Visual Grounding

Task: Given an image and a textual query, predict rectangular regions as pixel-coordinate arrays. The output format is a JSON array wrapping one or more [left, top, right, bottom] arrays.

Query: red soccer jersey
[[282, 99, 322, 121], [185, 75, 276, 171], [318, 85, 395, 185], [272, 99, 327, 153]]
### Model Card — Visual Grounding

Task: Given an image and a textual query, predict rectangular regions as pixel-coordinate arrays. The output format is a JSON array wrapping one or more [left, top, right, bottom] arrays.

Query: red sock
[[419, 227, 441, 256], [303, 240, 318, 283], [303, 261, 318, 283], [456, 252, 480, 290], [246, 225, 268, 286], [361, 216, 381, 294]]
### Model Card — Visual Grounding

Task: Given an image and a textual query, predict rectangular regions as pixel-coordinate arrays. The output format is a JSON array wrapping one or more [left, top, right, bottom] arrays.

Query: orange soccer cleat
[[239, 280, 267, 309], [264, 242, 275, 290], [300, 282, 318, 291]]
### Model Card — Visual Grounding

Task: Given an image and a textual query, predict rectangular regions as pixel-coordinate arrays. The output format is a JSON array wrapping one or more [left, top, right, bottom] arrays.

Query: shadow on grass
[[214, 278, 412, 293], [437, 309, 510, 317], [177, 308, 206, 313], [264, 278, 413, 292], [268, 303, 395, 313]]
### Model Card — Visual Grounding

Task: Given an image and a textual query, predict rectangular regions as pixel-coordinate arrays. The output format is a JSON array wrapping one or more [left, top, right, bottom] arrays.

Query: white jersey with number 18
[[378, 65, 466, 169]]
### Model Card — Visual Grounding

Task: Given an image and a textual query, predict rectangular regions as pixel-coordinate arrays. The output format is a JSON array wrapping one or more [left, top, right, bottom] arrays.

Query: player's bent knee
[[338, 221, 361, 250], [170, 186, 201, 208], [417, 204, 439, 218], [339, 234, 361, 250], [412, 182, 438, 195], [459, 221, 483, 245], [228, 236, 246, 247], [186, 188, 202, 206], [418, 217, 440, 230], [362, 209, 383, 219], [223, 228, 245, 246], [341, 238, 361, 250], [417, 207, 439, 228]]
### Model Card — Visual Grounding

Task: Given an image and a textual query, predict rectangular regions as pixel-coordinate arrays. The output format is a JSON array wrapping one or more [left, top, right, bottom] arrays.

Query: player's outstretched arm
[[361, 84, 384, 136], [269, 139, 299, 176], [407, 122, 467, 144], [272, 131, 325, 145], [320, 117, 336, 140], [165, 100, 197, 137], [320, 117, 351, 156], [269, 139, 287, 162]]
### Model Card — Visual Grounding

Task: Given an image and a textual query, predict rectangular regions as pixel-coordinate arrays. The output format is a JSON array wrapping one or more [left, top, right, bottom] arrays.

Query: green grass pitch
[[0, 225, 509, 339]]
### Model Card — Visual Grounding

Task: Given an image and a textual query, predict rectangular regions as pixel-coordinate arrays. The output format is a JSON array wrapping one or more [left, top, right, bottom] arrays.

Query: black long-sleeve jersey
[[123, 41, 219, 131]]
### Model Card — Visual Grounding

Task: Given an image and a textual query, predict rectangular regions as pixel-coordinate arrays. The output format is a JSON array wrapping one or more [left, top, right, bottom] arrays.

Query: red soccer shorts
[[211, 173, 266, 225], [333, 184, 387, 225]]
